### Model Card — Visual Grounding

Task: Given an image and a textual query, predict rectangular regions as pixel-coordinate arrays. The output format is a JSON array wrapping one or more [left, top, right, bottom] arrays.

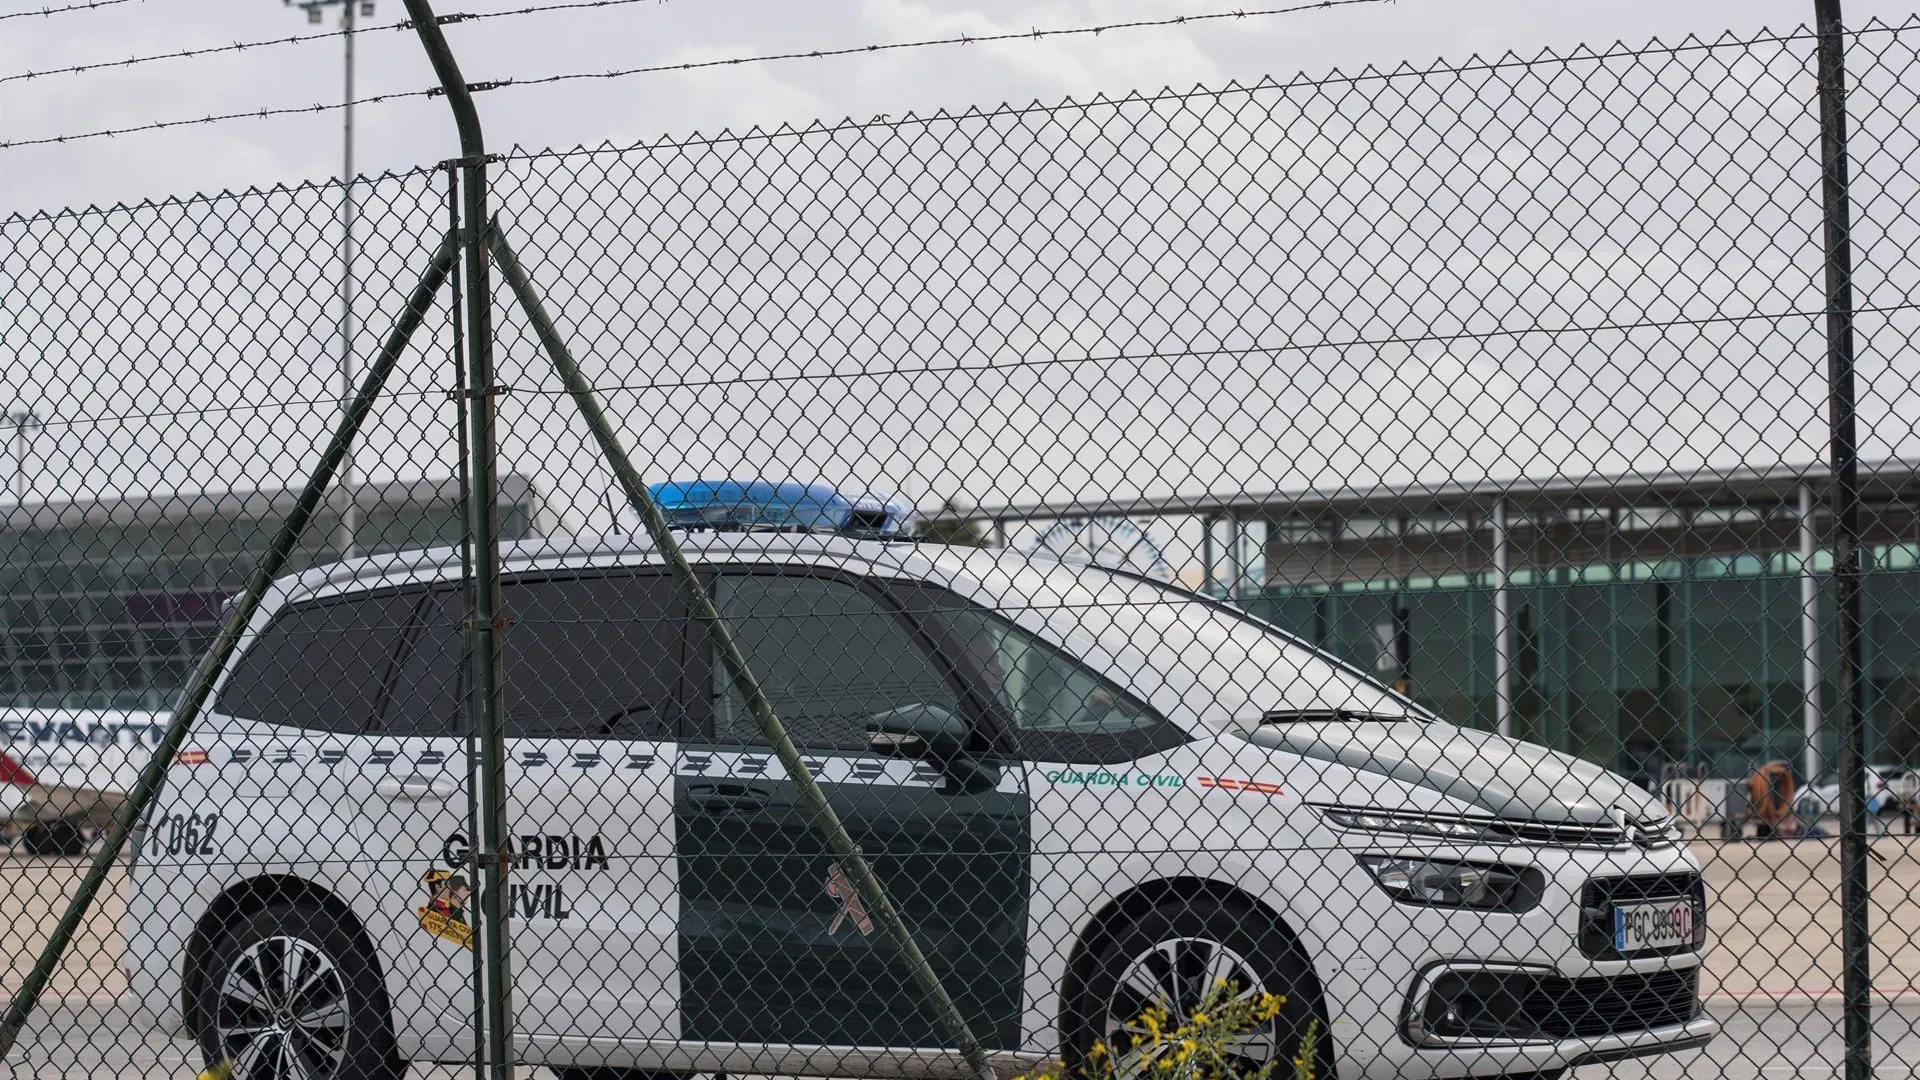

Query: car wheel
[[19, 820, 88, 857], [191, 900, 402, 1080], [1069, 895, 1331, 1078]]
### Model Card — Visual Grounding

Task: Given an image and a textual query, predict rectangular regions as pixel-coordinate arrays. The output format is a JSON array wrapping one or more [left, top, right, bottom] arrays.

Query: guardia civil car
[[123, 484, 1715, 1080]]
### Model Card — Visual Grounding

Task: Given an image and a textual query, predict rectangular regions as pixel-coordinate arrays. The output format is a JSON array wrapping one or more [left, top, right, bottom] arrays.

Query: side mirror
[[867, 703, 969, 760]]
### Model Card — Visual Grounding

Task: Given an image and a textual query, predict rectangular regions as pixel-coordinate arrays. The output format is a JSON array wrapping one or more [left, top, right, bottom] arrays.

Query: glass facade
[[1245, 539, 1920, 791], [0, 480, 541, 710]]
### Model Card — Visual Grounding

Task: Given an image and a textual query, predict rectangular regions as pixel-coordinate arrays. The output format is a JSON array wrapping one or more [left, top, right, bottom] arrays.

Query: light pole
[[5, 410, 37, 504], [286, 0, 372, 558]]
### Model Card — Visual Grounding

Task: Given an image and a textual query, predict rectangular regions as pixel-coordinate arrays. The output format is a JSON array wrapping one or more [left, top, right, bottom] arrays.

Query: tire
[[1068, 895, 1331, 1079], [19, 820, 87, 857], [190, 900, 402, 1080]]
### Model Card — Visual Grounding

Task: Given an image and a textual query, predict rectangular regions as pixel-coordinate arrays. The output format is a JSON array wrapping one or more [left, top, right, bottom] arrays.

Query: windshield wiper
[[1259, 709, 1419, 725]]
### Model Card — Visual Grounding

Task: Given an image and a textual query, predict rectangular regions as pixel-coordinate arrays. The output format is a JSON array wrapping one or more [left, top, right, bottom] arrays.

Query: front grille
[[1484, 818, 1627, 847], [1410, 967, 1700, 1044], [1316, 804, 1685, 850], [1579, 873, 1708, 958]]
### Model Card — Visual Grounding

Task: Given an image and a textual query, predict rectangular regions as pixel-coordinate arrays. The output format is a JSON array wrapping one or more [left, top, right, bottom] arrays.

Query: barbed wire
[[0, 27, 363, 89], [502, 0, 1398, 92], [0, 0, 675, 88], [0, 88, 442, 151], [0, 0, 1392, 150], [0, 0, 141, 23]]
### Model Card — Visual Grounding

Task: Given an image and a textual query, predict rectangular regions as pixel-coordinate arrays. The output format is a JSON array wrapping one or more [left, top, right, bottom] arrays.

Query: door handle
[[376, 773, 459, 801], [685, 783, 772, 814]]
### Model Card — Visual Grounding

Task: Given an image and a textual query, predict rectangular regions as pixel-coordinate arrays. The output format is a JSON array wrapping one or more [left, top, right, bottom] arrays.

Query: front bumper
[[1298, 837, 1717, 1079], [1391, 959, 1717, 1075], [1391, 1014, 1719, 1078], [1403, 962, 1701, 1046]]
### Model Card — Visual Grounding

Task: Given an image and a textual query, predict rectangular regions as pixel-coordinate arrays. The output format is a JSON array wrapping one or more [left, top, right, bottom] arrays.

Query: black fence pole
[[1814, 2, 1871, 1078], [398, 3, 514, 1077]]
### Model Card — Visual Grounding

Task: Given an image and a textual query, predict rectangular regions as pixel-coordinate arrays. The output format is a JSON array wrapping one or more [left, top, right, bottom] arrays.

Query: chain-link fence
[[4, 5, 1920, 1079]]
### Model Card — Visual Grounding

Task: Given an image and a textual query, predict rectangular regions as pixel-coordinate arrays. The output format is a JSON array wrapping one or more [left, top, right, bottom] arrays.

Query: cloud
[[5, 5, 1918, 536], [0, 28, 320, 212], [609, 44, 837, 143], [853, 0, 1224, 103]]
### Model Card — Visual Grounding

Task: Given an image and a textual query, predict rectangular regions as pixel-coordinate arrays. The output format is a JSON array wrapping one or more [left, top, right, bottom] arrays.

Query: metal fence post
[[398, 3, 516, 1077], [1814, 2, 1872, 1078], [487, 225, 998, 1080]]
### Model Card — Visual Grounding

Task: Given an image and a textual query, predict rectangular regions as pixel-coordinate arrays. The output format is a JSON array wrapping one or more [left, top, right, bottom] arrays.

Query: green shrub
[[1021, 980, 1320, 1080]]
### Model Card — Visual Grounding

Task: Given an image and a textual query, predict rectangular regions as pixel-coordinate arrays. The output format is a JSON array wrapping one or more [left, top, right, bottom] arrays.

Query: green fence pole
[[0, 232, 459, 1061], [487, 224, 997, 1080], [1812, 1, 1872, 1076], [396, 5, 516, 1078]]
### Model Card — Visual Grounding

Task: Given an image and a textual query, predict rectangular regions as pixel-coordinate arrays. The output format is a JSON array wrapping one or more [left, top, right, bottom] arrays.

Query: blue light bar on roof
[[644, 479, 911, 536]]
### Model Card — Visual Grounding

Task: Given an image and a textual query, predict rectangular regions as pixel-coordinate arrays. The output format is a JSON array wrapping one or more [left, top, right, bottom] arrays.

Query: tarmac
[[5, 836, 1919, 1077]]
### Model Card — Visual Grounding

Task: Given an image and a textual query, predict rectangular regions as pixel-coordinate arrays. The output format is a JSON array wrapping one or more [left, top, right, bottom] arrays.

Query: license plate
[[1612, 899, 1696, 952]]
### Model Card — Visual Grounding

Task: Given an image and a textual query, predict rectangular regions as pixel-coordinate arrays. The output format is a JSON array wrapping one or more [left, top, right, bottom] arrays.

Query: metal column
[[1493, 499, 1514, 739], [1226, 509, 1242, 602], [1681, 526, 1698, 772], [1201, 515, 1216, 597], [1607, 509, 1624, 770], [1801, 482, 1823, 783]]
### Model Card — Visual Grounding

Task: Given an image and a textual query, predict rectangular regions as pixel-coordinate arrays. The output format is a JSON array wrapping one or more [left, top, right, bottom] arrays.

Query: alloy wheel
[[211, 935, 351, 1080], [1101, 935, 1280, 1072]]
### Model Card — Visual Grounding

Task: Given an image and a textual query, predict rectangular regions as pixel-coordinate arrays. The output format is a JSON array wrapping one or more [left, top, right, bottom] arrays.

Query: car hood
[[1245, 719, 1666, 825]]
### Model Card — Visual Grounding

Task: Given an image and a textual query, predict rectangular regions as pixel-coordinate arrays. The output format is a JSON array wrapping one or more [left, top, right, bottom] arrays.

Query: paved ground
[[6, 996, 1911, 1079], [1692, 831, 1920, 997], [7, 838, 1920, 1077]]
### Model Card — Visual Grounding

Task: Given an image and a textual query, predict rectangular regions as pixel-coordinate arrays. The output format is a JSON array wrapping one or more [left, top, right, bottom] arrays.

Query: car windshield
[[942, 550, 1425, 732]]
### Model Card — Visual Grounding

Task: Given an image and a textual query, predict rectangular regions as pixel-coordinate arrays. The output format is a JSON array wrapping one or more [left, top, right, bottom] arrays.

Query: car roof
[[276, 530, 1025, 607]]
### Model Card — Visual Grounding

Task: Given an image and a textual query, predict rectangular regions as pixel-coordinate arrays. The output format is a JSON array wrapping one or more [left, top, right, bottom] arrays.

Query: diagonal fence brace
[[486, 220, 999, 1080], [0, 230, 463, 1062]]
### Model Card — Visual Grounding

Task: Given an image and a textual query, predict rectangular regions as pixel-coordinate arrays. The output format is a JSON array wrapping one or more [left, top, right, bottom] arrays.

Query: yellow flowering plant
[[1020, 980, 1320, 1080]]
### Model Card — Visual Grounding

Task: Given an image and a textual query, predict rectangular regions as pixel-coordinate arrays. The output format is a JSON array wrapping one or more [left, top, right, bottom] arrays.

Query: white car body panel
[[120, 533, 1717, 1079]]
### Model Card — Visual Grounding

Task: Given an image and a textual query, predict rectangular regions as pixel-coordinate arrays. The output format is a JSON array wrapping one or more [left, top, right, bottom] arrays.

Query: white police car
[[123, 482, 1715, 1080]]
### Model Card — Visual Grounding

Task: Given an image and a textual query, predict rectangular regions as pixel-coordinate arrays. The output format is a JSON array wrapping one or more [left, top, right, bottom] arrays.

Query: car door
[[491, 570, 687, 1047], [350, 584, 483, 1059], [360, 570, 687, 1058], [676, 569, 1031, 1052]]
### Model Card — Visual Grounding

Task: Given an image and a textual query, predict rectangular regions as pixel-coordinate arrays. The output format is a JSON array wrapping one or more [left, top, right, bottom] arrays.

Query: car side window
[[711, 573, 958, 752], [899, 585, 1188, 764], [384, 588, 466, 738], [501, 572, 684, 740], [216, 589, 420, 734]]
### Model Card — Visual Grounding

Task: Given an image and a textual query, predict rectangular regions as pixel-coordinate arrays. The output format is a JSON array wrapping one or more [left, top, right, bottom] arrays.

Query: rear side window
[[385, 589, 467, 738], [216, 590, 421, 734]]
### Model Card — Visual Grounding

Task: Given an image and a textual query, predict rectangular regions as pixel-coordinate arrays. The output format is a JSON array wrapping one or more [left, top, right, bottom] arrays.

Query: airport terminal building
[[957, 460, 1920, 789], [0, 477, 543, 711], [15, 460, 1920, 790]]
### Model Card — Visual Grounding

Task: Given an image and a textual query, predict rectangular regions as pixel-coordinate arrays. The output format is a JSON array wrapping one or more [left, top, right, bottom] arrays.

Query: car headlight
[[1358, 856, 1545, 912]]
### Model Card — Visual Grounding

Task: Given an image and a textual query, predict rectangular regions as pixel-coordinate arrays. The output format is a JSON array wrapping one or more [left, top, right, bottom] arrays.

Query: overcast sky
[[4, 0, 1919, 578], [4, 0, 1916, 214]]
